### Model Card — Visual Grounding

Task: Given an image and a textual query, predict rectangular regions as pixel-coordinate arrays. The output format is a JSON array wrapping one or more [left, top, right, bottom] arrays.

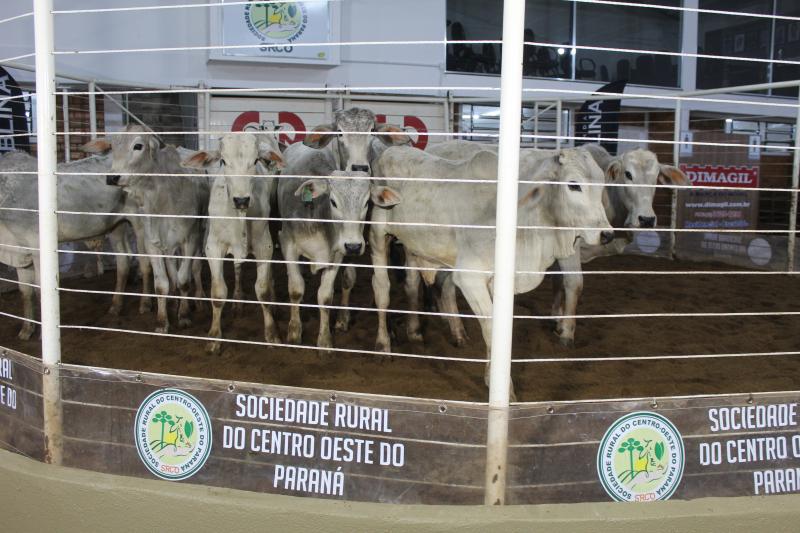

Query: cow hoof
[[287, 323, 302, 345], [407, 330, 424, 343], [107, 305, 122, 317], [559, 337, 575, 349], [452, 336, 467, 348], [265, 331, 281, 345], [17, 326, 34, 341], [179, 318, 192, 329], [334, 317, 350, 333], [155, 325, 169, 334], [375, 340, 391, 353], [139, 302, 152, 314], [206, 342, 221, 355]]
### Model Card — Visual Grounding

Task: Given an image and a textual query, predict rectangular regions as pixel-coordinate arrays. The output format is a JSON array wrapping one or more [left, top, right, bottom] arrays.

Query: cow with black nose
[[276, 107, 407, 350], [182, 132, 284, 354]]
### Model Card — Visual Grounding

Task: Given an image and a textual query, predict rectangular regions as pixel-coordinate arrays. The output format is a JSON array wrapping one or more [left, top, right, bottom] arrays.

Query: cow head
[[80, 124, 160, 189], [606, 149, 689, 228], [294, 170, 401, 256], [303, 107, 410, 175], [520, 149, 614, 257], [182, 132, 284, 212]]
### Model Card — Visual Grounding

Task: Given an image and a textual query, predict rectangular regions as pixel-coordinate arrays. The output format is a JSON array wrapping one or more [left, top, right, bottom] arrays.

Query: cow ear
[[258, 135, 286, 169], [181, 150, 221, 169], [370, 185, 402, 208], [658, 165, 690, 186], [80, 138, 112, 155], [607, 159, 624, 181], [303, 124, 337, 149], [148, 136, 161, 153], [294, 179, 328, 199], [375, 124, 411, 146]]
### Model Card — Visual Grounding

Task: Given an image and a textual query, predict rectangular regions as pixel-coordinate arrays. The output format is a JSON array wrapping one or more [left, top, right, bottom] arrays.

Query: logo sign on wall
[[213, 0, 340, 65], [134, 389, 212, 481], [597, 412, 685, 502]]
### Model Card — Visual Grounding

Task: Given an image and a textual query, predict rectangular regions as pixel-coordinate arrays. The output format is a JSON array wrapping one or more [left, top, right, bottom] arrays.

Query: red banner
[[679, 164, 759, 189]]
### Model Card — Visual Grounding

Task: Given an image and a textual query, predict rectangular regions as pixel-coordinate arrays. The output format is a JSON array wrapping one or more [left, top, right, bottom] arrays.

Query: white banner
[[213, 1, 339, 65]]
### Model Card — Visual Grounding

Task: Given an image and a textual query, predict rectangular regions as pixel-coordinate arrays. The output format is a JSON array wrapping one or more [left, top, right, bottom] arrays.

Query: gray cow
[[276, 108, 407, 349], [370, 146, 613, 395], [182, 132, 284, 354], [0, 151, 136, 339], [82, 126, 210, 334]]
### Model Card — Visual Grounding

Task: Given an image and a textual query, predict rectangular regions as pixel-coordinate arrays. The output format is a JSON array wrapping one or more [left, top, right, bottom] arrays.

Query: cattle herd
[[0, 106, 690, 394]]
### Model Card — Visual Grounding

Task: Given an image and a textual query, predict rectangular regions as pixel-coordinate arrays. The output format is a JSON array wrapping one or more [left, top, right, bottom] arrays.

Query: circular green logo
[[246, 2, 307, 41], [597, 411, 684, 502], [134, 389, 212, 481]]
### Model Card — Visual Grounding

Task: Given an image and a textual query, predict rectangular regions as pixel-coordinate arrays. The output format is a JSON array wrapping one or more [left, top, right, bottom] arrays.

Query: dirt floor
[[2, 253, 800, 403]]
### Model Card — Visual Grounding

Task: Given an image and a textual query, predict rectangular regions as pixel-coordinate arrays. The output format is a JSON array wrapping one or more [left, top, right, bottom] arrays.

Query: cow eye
[[625, 171, 633, 180], [330, 197, 338, 208], [568, 182, 582, 192], [220, 159, 226, 167], [133, 143, 143, 151]]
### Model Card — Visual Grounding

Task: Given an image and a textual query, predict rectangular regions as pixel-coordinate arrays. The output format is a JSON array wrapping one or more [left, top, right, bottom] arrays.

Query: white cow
[[427, 140, 689, 347], [276, 107, 407, 349], [182, 132, 284, 354], [82, 126, 210, 334], [370, 146, 613, 392], [0, 151, 136, 339]]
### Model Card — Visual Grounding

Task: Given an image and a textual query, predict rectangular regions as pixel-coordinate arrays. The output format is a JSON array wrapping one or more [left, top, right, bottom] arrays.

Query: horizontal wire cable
[[57, 286, 484, 320], [0, 242, 38, 252], [0, 310, 39, 324], [52, 210, 798, 234], [0, 11, 33, 25], [53, 169, 800, 194], [0, 53, 35, 64], [55, 286, 800, 321], [0, 276, 39, 289], [58, 324, 488, 364], [53, 0, 336, 15], [513, 350, 800, 364], [52, 38, 800, 70], [562, 0, 800, 23], [0, 93, 33, 103]]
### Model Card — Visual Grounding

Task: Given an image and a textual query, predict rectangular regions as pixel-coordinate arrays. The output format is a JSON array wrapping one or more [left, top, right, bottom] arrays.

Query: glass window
[[772, 0, 800, 96], [575, 0, 682, 87], [696, 0, 773, 90], [446, 0, 572, 79]]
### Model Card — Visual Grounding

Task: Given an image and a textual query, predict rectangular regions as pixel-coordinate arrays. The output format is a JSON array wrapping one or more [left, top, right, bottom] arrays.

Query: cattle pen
[[2, 0, 800, 529]]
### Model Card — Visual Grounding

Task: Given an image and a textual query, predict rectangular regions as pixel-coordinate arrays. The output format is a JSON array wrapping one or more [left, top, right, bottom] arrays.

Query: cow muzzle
[[106, 175, 121, 186], [344, 242, 363, 256], [232, 196, 250, 210], [600, 230, 615, 245], [638, 215, 656, 228]]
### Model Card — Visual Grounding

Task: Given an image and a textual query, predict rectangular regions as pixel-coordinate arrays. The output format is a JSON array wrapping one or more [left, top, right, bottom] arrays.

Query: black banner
[[0, 67, 30, 153], [574, 80, 627, 156]]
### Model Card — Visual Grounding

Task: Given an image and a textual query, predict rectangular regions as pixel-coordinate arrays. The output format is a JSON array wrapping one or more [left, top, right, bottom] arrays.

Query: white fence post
[[670, 100, 682, 259], [33, 0, 63, 465], [484, 0, 525, 506], [788, 90, 800, 271], [88, 80, 97, 139]]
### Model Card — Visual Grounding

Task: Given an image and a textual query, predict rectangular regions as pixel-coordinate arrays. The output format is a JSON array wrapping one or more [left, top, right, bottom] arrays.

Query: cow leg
[[438, 274, 468, 347], [149, 255, 171, 334], [232, 261, 244, 317], [205, 244, 226, 355], [317, 262, 340, 351], [192, 258, 206, 311], [403, 256, 424, 342], [176, 248, 194, 329], [554, 254, 582, 348], [453, 270, 516, 401], [253, 224, 280, 344], [16, 267, 36, 341], [370, 228, 392, 352], [551, 262, 566, 334], [134, 225, 153, 314], [334, 265, 356, 332], [280, 230, 304, 344], [107, 224, 130, 316]]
